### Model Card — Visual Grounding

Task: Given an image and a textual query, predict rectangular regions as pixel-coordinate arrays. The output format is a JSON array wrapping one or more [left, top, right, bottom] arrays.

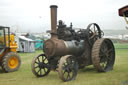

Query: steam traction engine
[[32, 5, 115, 81]]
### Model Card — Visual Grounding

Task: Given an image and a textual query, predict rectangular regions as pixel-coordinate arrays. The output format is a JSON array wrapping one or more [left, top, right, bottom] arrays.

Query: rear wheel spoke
[[108, 49, 112, 54]]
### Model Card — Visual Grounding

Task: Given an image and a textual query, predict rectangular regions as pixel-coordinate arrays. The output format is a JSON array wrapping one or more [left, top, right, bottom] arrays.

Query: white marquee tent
[[17, 36, 35, 52]]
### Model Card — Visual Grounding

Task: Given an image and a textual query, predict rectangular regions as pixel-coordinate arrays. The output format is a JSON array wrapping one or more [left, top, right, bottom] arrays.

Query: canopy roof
[[119, 5, 128, 17], [19, 36, 34, 42]]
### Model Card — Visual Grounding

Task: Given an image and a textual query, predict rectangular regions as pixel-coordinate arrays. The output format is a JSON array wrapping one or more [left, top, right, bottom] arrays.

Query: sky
[[0, 0, 128, 33]]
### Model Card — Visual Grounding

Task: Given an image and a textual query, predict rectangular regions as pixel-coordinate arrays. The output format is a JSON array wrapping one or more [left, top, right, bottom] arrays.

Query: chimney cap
[[50, 5, 58, 8]]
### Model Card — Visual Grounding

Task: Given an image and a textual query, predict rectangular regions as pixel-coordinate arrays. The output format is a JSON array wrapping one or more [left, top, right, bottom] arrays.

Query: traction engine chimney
[[50, 5, 58, 39]]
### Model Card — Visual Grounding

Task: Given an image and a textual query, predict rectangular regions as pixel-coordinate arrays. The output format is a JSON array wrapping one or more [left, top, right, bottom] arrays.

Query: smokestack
[[50, 5, 58, 38]]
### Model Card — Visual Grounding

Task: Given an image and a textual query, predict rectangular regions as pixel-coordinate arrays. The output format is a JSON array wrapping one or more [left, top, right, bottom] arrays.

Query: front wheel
[[31, 54, 50, 77], [58, 55, 78, 82], [1, 52, 21, 72]]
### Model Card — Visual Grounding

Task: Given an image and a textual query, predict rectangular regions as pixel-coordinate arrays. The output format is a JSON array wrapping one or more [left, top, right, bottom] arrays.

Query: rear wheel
[[1, 52, 21, 72], [92, 38, 115, 72]]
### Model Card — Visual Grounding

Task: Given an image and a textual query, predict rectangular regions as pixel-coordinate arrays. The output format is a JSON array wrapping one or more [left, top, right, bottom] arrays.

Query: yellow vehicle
[[0, 26, 21, 72]]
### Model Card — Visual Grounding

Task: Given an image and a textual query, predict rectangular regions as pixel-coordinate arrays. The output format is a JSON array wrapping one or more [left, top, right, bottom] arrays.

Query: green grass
[[0, 47, 128, 85], [114, 43, 128, 49]]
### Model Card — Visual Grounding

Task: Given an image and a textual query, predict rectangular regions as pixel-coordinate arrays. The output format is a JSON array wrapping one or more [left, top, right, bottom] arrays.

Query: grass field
[[114, 43, 128, 49], [0, 45, 128, 85]]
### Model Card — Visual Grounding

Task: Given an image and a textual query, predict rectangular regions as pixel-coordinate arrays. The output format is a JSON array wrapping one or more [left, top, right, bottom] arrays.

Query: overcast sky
[[0, 0, 128, 33]]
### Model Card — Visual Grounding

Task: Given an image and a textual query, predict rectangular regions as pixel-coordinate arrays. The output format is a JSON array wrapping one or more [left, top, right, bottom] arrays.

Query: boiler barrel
[[64, 40, 85, 56], [43, 39, 85, 57]]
